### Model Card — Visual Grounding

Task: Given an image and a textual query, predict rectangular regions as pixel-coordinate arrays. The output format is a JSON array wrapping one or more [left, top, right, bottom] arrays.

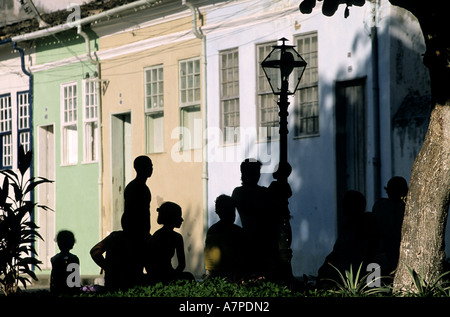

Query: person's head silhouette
[[55, 230, 75, 252], [343, 190, 366, 219], [385, 176, 408, 200], [273, 162, 292, 180], [134, 155, 153, 179], [157, 202, 183, 228], [240, 158, 262, 186], [215, 194, 236, 224]]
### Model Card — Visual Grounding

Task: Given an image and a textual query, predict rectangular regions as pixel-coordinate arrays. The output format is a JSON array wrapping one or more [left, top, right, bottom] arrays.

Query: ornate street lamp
[[261, 37, 307, 166], [261, 38, 307, 280]]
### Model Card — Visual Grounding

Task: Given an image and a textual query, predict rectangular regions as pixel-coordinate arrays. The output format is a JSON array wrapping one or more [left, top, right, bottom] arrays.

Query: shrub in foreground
[[79, 277, 303, 298]]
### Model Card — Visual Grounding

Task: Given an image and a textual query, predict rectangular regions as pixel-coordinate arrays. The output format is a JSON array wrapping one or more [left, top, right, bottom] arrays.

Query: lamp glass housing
[[261, 39, 307, 95]]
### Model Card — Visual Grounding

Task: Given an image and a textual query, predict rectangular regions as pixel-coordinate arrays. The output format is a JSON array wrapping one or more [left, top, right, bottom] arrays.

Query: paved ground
[[23, 274, 104, 293]]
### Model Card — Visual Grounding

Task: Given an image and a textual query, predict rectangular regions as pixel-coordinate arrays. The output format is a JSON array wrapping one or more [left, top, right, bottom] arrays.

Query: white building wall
[[204, 0, 443, 276], [205, 0, 385, 276]]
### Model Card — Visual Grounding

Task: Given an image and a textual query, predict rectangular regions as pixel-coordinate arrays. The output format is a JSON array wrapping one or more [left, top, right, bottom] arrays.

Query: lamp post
[[261, 38, 307, 279]]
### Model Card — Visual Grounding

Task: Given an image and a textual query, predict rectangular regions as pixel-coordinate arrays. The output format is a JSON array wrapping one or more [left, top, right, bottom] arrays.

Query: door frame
[[36, 124, 56, 269], [109, 112, 132, 232], [335, 77, 367, 235]]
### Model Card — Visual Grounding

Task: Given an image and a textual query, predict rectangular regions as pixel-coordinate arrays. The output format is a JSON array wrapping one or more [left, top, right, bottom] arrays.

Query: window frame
[[144, 65, 165, 154], [0, 93, 12, 169], [60, 82, 79, 166], [17, 91, 30, 155], [219, 48, 240, 145], [178, 57, 201, 151], [294, 32, 319, 138], [82, 79, 99, 163], [256, 41, 279, 142]]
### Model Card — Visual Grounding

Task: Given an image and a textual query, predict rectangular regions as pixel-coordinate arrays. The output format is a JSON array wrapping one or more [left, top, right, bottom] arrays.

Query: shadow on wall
[[277, 6, 433, 278], [392, 93, 431, 174]]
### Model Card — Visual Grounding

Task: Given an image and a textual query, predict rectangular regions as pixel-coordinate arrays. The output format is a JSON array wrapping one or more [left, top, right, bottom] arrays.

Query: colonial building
[[1, 0, 220, 278], [92, 1, 212, 277], [0, 0, 445, 281], [203, 0, 437, 276], [31, 28, 101, 274]]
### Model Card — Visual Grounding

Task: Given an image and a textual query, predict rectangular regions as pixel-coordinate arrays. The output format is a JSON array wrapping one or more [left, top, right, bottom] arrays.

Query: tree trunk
[[298, 0, 450, 293], [391, 0, 450, 292], [393, 103, 450, 292]]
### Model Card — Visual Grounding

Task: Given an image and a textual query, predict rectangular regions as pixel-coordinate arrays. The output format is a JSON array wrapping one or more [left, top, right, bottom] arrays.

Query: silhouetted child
[[318, 191, 378, 284], [151, 202, 194, 283], [232, 158, 277, 277], [268, 162, 293, 219], [50, 230, 80, 295], [268, 162, 294, 280], [121, 155, 153, 238], [204, 195, 246, 280], [372, 176, 408, 276]]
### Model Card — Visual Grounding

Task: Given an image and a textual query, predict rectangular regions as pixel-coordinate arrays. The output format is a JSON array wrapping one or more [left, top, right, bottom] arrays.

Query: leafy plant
[[0, 146, 53, 295], [405, 264, 450, 297], [323, 262, 390, 297]]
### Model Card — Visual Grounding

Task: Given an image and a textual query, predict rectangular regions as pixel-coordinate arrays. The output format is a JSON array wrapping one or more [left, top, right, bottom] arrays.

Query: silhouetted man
[[372, 176, 408, 276], [204, 194, 246, 279], [121, 155, 153, 238], [90, 228, 152, 290], [232, 158, 277, 277], [318, 190, 378, 284]]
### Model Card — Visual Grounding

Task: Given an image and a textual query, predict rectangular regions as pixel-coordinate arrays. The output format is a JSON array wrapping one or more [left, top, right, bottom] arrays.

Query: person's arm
[[90, 238, 108, 271], [175, 234, 186, 273]]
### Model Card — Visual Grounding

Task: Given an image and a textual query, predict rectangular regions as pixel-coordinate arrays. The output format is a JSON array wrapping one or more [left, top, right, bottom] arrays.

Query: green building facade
[[33, 28, 101, 276]]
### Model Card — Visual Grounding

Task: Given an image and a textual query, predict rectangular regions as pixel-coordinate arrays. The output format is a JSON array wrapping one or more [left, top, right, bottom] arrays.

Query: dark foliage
[[0, 146, 53, 295]]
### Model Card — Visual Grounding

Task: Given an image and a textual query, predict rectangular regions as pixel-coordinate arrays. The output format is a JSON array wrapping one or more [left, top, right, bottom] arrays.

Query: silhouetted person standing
[[372, 176, 408, 276], [151, 202, 194, 283], [269, 162, 293, 221], [50, 230, 80, 295], [318, 190, 378, 283], [232, 158, 277, 278], [121, 155, 153, 238], [204, 194, 246, 279], [268, 162, 294, 280]]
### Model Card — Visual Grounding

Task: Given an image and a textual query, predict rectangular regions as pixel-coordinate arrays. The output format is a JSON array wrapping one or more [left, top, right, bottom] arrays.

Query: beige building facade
[[95, 12, 206, 277]]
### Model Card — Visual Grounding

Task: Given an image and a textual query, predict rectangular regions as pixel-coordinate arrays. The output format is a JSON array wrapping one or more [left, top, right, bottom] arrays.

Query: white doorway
[[37, 124, 56, 269], [110, 113, 132, 231]]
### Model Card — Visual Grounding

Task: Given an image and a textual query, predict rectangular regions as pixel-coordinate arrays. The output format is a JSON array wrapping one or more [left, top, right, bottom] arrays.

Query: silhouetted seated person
[[90, 221, 152, 290], [268, 162, 294, 280], [150, 202, 194, 283], [318, 190, 378, 285], [50, 230, 80, 295], [231, 158, 278, 278], [121, 155, 153, 238], [204, 195, 246, 280], [372, 176, 408, 277]]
